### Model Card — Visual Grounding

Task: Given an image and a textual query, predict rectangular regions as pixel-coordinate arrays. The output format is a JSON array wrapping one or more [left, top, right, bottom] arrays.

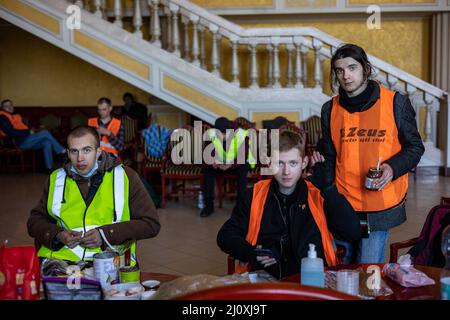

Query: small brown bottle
[[365, 167, 382, 190]]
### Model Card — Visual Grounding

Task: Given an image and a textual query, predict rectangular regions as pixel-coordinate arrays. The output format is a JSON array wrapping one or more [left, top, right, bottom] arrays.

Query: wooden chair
[[300, 115, 321, 155], [160, 124, 210, 208], [174, 282, 360, 300], [262, 116, 295, 131], [232, 117, 256, 130], [119, 115, 138, 167]]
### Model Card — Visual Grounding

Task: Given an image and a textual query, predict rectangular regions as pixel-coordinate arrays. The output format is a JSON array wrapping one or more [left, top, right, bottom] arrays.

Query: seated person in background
[[217, 131, 361, 279], [121, 92, 148, 131], [27, 126, 160, 265], [0, 99, 65, 171], [88, 97, 124, 157]]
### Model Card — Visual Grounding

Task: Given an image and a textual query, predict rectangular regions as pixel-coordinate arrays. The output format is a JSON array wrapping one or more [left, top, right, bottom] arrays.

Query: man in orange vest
[[319, 44, 425, 264], [217, 131, 361, 279], [88, 97, 124, 156], [0, 99, 65, 171]]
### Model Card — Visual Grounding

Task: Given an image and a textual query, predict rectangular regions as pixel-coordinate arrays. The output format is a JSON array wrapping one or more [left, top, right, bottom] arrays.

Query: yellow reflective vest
[[37, 166, 136, 265], [209, 128, 256, 169]]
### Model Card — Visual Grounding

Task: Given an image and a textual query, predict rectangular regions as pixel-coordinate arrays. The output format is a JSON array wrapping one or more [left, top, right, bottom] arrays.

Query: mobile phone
[[254, 248, 277, 259]]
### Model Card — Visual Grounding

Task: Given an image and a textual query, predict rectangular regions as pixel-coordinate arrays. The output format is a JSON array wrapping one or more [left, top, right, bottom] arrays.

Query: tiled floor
[[1, 172, 449, 277]]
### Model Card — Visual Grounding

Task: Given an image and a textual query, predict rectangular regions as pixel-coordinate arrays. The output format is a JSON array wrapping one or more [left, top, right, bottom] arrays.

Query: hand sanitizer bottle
[[300, 243, 324, 288]]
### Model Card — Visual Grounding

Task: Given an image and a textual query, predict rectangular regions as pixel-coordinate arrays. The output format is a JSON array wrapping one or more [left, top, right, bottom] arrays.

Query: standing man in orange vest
[[88, 97, 124, 157], [320, 44, 425, 264], [217, 131, 361, 279], [0, 99, 66, 171]]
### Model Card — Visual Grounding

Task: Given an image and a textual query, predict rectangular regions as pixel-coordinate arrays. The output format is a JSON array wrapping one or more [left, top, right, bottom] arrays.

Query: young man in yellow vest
[[0, 99, 66, 171], [319, 44, 425, 264], [217, 131, 361, 279], [88, 97, 124, 156], [200, 117, 256, 217], [27, 126, 160, 265]]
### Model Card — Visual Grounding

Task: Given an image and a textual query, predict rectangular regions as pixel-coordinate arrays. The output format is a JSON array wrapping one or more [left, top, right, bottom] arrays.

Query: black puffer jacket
[[217, 178, 361, 279]]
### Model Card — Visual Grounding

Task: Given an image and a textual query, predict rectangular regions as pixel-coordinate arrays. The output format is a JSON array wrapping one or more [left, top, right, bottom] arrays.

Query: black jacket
[[216, 178, 361, 279]]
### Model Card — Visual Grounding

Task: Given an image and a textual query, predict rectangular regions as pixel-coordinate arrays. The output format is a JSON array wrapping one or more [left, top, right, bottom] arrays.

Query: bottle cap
[[308, 243, 317, 258]]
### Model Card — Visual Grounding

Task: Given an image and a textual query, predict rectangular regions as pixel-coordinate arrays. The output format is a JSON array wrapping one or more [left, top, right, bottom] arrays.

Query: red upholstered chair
[[174, 282, 360, 300], [160, 124, 211, 208], [119, 115, 138, 167], [300, 115, 321, 156]]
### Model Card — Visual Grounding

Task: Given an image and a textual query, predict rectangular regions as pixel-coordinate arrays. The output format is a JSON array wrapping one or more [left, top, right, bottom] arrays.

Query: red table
[[283, 264, 442, 300]]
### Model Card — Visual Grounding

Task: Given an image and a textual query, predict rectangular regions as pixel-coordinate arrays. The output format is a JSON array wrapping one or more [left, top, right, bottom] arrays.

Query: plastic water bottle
[[198, 191, 204, 209], [441, 225, 450, 300], [301, 243, 324, 288]]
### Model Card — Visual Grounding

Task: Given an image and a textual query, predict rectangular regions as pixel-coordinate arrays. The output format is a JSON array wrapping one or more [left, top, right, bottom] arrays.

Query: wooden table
[[283, 264, 442, 300]]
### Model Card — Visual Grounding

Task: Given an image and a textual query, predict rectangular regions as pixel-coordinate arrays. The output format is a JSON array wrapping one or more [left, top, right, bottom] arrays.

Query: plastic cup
[[336, 269, 359, 296]]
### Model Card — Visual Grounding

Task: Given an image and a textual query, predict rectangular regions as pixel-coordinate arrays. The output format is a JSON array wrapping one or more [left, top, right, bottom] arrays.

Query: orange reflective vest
[[0, 111, 28, 138], [330, 83, 408, 212], [88, 117, 121, 155], [235, 179, 337, 273]]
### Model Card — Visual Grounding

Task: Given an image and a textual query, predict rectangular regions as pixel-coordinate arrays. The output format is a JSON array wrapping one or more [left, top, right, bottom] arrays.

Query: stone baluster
[[132, 0, 143, 38], [406, 84, 419, 129], [182, 16, 190, 61], [312, 38, 323, 89], [210, 24, 221, 77], [149, 0, 161, 47], [293, 37, 304, 89], [199, 25, 207, 69], [286, 43, 294, 88], [190, 14, 200, 67], [249, 41, 259, 89], [113, 0, 123, 28], [387, 74, 398, 90], [74, 0, 84, 9], [266, 44, 273, 88], [163, 6, 172, 50], [424, 93, 435, 143], [93, 0, 103, 18], [301, 44, 309, 87], [170, 4, 180, 57], [230, 37, 240, 86], [272, 38, 281, 89]]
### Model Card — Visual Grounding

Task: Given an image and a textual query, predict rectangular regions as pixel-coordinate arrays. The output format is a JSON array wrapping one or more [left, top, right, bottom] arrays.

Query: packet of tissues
[[382, 254, 435, 287]]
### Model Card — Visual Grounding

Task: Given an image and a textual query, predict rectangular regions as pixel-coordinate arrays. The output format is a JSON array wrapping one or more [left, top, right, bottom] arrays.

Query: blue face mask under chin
[[71, 161, 99, 178]]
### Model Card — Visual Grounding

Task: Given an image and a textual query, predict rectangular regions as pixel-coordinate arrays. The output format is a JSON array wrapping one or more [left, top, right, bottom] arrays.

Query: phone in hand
[[254, 248, 278, 260]]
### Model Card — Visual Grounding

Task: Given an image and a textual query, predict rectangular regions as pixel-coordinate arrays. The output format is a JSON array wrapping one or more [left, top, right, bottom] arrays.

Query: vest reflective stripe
[[235, 179, 336, 273], [0, 111, 28, 137], [66, 226, 100, 259], [114, 166, 125, 222], [100, 141, 115, 149], [38, 166, 134, 263], [208, 128, 256, 168], [330, 83, 408, 212], [51, 169, 67, 221], [88, 117, 121, 154]]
